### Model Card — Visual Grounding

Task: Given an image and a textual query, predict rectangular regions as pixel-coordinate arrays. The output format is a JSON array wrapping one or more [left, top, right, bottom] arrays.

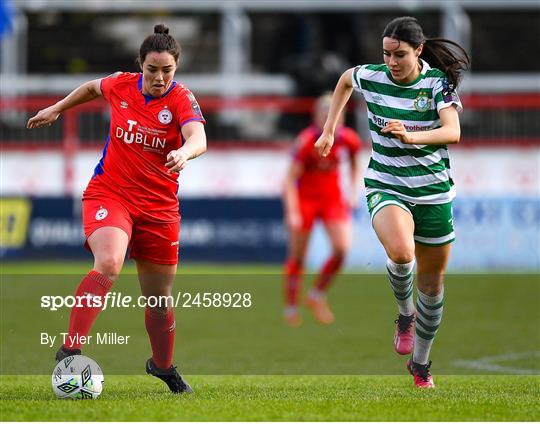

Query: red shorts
[[298, 196, 350, 231], [82, 196, 180, 265]]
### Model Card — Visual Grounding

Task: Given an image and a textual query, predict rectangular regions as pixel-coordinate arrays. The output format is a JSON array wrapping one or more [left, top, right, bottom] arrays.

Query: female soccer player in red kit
[[282, 93, 362, 327], [27, 24, 206, 393]]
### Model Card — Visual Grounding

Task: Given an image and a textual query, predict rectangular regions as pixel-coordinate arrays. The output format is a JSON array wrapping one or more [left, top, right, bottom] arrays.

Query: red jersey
[[83, 72, 205, 222], [293, 125, 361, 200]]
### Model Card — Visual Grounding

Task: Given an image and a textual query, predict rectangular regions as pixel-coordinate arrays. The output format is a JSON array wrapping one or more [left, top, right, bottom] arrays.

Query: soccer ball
[[51, 355, 104, 399]]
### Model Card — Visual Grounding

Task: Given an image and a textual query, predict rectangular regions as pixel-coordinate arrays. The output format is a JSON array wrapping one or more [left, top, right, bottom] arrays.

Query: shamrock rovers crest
[[369, 193, 382, 209], [413, 91, 431, 112]]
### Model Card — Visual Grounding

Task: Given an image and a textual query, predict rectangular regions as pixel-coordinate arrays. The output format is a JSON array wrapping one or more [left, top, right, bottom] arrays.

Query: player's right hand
[[27, 106, 61, 129], [165, 149, 189, 173], [314, 132, 334, 157]]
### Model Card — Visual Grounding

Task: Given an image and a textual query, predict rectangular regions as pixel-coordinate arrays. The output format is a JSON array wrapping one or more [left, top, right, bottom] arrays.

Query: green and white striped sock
[[386, 259, 415, 316], [413, 288, 444, 365]]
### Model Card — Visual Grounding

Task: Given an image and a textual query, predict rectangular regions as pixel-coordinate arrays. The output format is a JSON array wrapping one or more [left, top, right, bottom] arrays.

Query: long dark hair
[[137, 24, 181, 68], [382, 16, 470, 88]]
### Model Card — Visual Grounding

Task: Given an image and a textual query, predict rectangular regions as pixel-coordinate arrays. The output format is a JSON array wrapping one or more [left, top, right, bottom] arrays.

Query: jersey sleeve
[[433, 76, 463, 113], [292, 131, 313, 165], [351, 65, 365, 94], [99, 71, 125, 102], [176, 89, 206, 127]]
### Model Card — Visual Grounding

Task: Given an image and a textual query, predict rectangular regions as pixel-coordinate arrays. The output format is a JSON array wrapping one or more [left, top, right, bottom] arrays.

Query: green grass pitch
[[2, 375, 538, 421], [1, 261, 539, 421]]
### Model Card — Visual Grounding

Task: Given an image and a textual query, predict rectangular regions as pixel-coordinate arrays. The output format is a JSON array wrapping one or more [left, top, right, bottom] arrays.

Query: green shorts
[[366, 192, 455, 246]]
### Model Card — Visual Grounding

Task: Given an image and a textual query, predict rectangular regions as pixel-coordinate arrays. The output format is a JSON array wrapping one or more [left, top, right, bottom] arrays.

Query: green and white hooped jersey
[[352, 60, 463, 204]]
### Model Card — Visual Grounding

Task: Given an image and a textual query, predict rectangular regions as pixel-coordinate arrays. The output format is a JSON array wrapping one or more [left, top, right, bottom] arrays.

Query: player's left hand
[[381, 120, 414, 144], [165, 149, 189, 173]]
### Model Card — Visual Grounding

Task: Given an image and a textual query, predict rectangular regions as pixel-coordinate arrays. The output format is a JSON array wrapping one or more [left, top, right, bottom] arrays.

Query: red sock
[[145, 307, 176, 370], [315, 256, 343, 292], [65, 270, 113, 349], [284, 259, 303, 306]]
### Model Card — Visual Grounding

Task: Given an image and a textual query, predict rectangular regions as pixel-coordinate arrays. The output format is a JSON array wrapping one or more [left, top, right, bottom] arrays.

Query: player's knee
[[417, 283, 443, 297], [386, 244, 414, 264], [94, 255, 124, 280], [417, 273, 444, 294]]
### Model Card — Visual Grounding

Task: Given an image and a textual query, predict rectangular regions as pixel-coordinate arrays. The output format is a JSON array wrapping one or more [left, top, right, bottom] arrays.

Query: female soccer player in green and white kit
[[315, 16, 470, 388]]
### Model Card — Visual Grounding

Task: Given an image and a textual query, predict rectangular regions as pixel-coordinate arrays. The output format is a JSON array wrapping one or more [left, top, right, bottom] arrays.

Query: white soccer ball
[[51, 355, 104, 399]]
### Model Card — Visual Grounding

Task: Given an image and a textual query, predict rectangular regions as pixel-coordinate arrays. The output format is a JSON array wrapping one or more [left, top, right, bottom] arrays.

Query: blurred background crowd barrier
[[1, 0, 539, 270]]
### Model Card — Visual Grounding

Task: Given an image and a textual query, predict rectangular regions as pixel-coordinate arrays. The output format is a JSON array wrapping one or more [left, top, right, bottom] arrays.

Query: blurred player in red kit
[[27, 24, 206, 393], [282, 93, 362, 326]]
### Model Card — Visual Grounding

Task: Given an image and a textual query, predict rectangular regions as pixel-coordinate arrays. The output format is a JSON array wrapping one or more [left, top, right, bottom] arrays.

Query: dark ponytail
[[421, 38, 470, 88], [382, 16, 470, 88], [137, 24, 181, 67]]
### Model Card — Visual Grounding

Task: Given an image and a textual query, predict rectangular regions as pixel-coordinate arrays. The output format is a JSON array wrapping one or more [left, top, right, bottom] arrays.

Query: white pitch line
[[452, 351, 540, 375]]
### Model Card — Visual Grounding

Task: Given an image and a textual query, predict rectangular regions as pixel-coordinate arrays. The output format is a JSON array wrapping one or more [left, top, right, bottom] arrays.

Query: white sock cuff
[[417, 287, 444, 305], [386, 258, 415, 277]]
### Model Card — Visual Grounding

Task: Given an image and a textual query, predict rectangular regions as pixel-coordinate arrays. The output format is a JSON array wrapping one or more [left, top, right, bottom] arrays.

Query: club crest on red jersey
[[95, 207, 108, 221], [158, 107, 173, 125]]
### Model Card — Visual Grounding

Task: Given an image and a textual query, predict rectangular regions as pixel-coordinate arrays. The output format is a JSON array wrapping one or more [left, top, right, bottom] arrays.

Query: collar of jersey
[[385, 58, 429, 87], [138, 74, 177, 104]]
